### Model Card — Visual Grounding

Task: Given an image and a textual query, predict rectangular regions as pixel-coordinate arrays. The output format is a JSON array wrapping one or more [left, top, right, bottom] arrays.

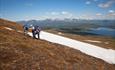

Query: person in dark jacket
[[23, 24, 29, 35], [32, 26, 41, 39]]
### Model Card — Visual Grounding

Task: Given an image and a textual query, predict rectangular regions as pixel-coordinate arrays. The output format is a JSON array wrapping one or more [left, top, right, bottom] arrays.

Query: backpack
[[24, 25, 28, 30], [35, 26, 41, 33]]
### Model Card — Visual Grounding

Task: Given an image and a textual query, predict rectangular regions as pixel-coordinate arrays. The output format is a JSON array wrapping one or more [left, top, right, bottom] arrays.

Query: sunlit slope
[[0, 18, 114, 70]]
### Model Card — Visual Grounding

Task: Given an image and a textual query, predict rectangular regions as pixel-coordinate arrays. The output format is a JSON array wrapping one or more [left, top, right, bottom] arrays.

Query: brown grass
[[0, 18, 115, 70]]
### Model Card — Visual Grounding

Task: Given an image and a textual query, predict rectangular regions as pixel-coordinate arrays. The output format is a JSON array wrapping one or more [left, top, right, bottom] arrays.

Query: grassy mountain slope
[[0, 18, 115, 70]]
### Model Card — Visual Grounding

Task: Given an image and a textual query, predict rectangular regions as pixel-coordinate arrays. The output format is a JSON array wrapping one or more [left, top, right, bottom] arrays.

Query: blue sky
[[0, 0, 115, 21]]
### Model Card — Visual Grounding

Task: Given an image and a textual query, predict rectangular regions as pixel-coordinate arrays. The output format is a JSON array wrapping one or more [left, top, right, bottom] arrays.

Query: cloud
[[79, 14, 93, 20], [96, 13, 102, 16], [61, 11, 68, 15], [94, 10, 115, 20], [98, 0, 115, 8], [61, 11, 72, 16], [109, 10, 114, 13], [46, 11, 73, 18], [46, 12, 60, 16], [86, 1, 91, 5], [40, 10, 115, 20], [108, 13, 115, 16], [51, 12, 59, 15], [61, 11, 73, 18], [106, 13, 115, 20], [79, 11, 115, 20], [108, 10, 115, 16]]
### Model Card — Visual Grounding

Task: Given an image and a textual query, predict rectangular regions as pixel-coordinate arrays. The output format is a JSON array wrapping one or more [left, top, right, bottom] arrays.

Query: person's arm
[[23, 25, 25, 28]]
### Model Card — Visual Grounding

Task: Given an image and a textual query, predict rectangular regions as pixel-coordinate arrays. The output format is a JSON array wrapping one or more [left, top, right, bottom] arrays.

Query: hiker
[[23, 24, 29, 35], [32, 25, 41, 39]]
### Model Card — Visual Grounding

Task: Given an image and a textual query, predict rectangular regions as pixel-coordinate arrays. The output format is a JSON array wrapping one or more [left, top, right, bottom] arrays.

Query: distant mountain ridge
[[17, 19, 115, 29]]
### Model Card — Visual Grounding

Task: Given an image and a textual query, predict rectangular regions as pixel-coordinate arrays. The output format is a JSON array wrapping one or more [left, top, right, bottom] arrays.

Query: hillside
[[0, 18, 115, 70]]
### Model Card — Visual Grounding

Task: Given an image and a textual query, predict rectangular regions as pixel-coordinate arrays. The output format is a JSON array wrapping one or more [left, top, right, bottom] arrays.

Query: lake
[[58, 27, 115, 38], [87, 27, 115, 37]]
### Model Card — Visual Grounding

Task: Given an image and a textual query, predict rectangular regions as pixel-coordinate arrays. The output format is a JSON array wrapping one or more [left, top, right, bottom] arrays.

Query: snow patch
[[4, 27, 115, 64], [104, 42, 109, 44], [4, 27, 13, 30], [84, 40, 102, 43], [28, 31, 115, 64], [17, 31, 23, 33], [58, 32, 62, 35]]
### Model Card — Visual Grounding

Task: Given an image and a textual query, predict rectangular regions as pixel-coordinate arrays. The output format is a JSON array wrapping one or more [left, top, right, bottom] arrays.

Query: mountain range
[[17, 19, 115, 29]]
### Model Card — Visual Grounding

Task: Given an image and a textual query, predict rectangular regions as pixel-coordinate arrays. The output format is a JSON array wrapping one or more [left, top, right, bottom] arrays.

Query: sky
[[0, 0, 115, 21]]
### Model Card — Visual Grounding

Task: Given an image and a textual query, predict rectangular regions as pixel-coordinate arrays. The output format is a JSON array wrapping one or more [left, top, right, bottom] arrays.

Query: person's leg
[[24, 29, 26, 35], [32, 30, 36, 39], [25, 30, 28, 35], [24, 27, 27, 35], [37, 32, 40, 39]]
